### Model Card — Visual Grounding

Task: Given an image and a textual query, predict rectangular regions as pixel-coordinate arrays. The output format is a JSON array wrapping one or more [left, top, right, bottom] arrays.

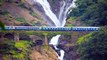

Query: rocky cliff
[[30, 46, 59, 60], [0, 0, 47, 26]]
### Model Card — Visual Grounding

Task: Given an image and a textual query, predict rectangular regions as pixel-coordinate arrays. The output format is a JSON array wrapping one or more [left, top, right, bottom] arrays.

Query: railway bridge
[[0, 26, 100, 45], [0, 26, 99, 31]]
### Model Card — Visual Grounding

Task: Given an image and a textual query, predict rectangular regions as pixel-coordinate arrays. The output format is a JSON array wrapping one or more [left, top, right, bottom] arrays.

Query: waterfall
[[33, 0, 76, 60], [34, 0, 60, 26]]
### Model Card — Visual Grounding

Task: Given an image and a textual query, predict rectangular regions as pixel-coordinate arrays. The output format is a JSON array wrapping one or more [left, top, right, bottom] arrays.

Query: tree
[[69, 0, 107, 26], [76, 27, 107, 60], [0, 21, 5, 30]]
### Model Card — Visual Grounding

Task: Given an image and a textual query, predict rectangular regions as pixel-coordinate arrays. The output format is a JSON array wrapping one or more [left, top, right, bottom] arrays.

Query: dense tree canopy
[[69, 0, 107, 26], [76, 26, 107, 60]]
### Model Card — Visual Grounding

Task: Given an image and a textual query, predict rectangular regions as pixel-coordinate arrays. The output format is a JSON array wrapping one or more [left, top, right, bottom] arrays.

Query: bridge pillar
[[43, 33, 48, 45], [44, 35, 48, 45], [14, 32, 19, 41], [0, 34, 4, 41], [71, 31, 80, 44]]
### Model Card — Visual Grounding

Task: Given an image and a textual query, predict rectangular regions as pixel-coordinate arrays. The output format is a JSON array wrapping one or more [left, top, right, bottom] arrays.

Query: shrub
[[16, 18, 27, 23], [30, 12, 37, 17], [0, 10, 9, 16], [0, 39, 33, 60], [13, 40, 32, 60]]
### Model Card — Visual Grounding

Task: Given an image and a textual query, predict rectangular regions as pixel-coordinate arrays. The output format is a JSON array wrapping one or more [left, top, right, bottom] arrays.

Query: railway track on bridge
[[0, 26, 100, 31]]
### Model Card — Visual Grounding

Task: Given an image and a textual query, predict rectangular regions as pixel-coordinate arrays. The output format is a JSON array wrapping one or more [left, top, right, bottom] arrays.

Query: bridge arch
[[4, 33, 14, 40]]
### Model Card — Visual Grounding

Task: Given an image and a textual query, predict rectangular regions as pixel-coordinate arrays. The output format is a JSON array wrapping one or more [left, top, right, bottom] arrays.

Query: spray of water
[[33, 0, 76, 60]]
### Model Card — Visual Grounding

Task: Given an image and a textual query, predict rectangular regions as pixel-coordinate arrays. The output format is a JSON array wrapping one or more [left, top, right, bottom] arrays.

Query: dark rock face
[[64, 46, 80, 60], [48, 0, 73, 18], [57, 35, 80, 60], [48, 0, 63, 16], [33, 3, 45, 14]]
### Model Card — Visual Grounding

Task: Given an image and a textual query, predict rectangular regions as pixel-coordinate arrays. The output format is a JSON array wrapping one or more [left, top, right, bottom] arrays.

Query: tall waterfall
[[33, 0, 76, 60]]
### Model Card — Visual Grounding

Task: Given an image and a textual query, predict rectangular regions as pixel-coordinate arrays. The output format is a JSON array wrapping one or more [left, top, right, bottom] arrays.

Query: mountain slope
[[0, 0, 47, 26]]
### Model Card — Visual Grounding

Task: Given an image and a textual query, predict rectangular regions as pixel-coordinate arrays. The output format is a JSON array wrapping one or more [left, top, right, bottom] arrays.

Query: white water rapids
[[34, 0, 76, 60]]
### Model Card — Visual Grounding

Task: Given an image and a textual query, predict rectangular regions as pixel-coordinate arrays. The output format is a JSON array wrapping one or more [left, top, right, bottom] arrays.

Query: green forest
[[69, 0, 107, 60], [69, 0, 107, 26]]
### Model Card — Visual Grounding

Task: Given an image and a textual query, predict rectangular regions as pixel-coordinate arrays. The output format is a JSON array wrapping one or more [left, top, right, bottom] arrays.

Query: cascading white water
[[34, 0, 60, 26], [33, 0, 76, 60]]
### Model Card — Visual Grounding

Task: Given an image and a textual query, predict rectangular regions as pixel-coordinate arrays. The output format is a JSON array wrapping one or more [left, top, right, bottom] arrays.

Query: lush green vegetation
[[0, 39, 33, 60], [76, 27, 107, 60], [67, 24, 73, 27], [25, 31, 72, 36], [69, 0, 107, 26], [70, 0, 107, 59], [13, 40, 32, 60]]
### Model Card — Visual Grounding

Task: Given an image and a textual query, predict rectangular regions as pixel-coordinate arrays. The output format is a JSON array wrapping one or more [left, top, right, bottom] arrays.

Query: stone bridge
[[0, 26, 99, 45]]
